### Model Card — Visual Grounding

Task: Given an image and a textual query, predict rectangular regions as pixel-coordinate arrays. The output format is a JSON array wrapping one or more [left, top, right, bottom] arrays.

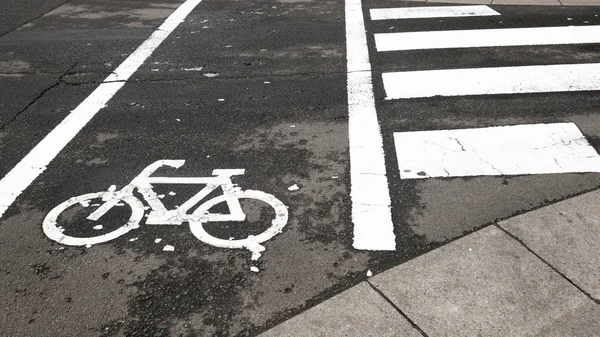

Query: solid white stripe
[[346, 0, 396, 250], [375, 25, 600, 52], [370, 5, 499, 21], [394, 123, 600, 179], [383, 63, 600, 99], [0, 0, 204, 218]]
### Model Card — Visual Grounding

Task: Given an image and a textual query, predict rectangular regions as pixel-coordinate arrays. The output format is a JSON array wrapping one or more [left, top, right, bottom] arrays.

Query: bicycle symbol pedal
[[43, 160, 289, 261]]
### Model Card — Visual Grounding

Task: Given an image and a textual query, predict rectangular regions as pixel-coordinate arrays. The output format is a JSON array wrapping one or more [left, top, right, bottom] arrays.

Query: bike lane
[[0, 0, 184, 185], [0, 0, 393, 336]]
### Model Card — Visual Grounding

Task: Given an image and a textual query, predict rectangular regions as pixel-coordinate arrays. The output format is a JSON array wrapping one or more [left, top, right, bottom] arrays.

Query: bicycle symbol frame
[[43, 160, 288, 259]]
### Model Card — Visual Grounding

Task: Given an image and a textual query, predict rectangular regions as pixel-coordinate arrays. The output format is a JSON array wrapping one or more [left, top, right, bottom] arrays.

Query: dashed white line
[[0, 0, 205, 218], [370, 5, 499, 21], [383, 63, 600, 99], [375, 25, 600, 52], [346, 0, 396, 250], [394, 123, 600, 179]]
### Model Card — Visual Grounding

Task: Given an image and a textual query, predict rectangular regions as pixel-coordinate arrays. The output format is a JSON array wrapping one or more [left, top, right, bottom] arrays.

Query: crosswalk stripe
[[375, 25, 600, 52], [383, 63, 600, 99], [345, 0, 396, 251], [369, 5, 499, 21], [393, 123, 600, 179]]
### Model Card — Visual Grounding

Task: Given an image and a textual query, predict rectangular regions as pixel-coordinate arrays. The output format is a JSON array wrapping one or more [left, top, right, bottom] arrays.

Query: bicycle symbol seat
[[43, 160, 289, 260]]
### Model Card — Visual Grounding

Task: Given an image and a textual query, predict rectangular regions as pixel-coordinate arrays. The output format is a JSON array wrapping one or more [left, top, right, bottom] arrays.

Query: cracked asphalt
[[2, 0, 600, 336]]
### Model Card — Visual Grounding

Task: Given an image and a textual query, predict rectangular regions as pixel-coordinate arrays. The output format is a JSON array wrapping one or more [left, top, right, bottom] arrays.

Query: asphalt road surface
[[1, 0, 600, 336]]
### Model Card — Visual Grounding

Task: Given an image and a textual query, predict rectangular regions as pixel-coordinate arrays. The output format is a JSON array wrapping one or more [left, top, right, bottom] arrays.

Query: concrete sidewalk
[[404, 0, 600, 6], [260, 188, 600, 336]]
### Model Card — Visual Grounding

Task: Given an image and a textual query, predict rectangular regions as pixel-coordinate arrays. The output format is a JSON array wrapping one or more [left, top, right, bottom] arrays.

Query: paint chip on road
[[287, 184, 300, 191], [250, 266, 259, 272], [394, 123, 600, 179], [163, 245, 175, 251]]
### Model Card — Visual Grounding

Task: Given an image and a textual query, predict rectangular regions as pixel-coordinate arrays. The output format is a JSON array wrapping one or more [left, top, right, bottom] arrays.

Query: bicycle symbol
[[43, 160, 289, 260]]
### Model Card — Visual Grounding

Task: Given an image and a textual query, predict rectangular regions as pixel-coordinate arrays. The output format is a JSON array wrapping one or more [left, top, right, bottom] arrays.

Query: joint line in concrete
[[366, 280, 430, 337], [494, 223, 600, 304]]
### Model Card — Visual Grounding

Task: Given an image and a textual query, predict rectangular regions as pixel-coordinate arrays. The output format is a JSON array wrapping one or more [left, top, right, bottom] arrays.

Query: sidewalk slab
[[370, 226, 596, 336], [259, 282, 422, 337], [406, 0, 600, 4], [500, 189, 600, 301], [492, 0, 561, 5], [561, 0, 600, 5], [428, 0, 493, 4]]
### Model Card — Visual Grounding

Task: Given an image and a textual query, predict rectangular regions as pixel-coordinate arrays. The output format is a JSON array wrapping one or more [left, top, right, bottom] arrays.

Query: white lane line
[[394, 123, 600, 179], [0, 0, 204, 218], [346, 0, 396, 250], [375, 25, 600, 52], [370, 5, 499, 21], [383, 63, 600, 99]]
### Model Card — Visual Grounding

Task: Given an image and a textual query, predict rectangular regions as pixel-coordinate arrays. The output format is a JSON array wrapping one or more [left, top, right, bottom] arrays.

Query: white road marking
[[0, 0, 205, 218], [394, 123, 600, 179], [346, 0, 395, 251], [375, 25, 600, 52], [370, 5, 499, 21], [43, 160, 289, 262], [383, 63, 600, 99]]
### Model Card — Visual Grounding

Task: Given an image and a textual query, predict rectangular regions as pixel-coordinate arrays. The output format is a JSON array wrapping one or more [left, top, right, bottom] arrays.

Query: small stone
[[250, 266, 259, 272], [288, 184, 300, 191], [93, 225, 103, 230], [155, 238, 162, 243], [366, 270, 373, 277]]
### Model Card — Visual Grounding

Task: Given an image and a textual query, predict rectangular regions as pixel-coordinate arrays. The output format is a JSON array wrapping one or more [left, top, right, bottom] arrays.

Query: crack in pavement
[[0, 63, 77, 131]]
